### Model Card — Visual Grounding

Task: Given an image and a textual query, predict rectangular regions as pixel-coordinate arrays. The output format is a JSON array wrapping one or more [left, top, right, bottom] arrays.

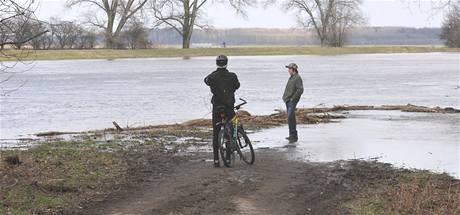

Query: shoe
[[288, 138, 298, 143], [286, 136, 298, 141], [214, 160, 220, 167]]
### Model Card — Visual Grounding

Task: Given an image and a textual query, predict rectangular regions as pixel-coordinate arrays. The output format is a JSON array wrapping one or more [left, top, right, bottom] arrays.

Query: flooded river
[[1, 53, 459, 139], [1, 53, 459, 177]]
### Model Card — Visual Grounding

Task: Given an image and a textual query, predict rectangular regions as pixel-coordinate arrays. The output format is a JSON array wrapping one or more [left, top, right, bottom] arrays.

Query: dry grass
[[0, 46, 459, 61], [388, 174, 460, 214], [347, 172, 460, 215]]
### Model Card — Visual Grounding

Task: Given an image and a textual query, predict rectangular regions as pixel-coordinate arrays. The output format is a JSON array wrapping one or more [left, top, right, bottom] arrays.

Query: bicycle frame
[[231, 115, 239, 145], [219, 100, 245, 152], [225, 114, 249, 152], [216, 98, 254, 166]]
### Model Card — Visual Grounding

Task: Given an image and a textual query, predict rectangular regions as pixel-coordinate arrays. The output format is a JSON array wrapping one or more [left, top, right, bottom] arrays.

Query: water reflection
[[248, 111, 460, 178]]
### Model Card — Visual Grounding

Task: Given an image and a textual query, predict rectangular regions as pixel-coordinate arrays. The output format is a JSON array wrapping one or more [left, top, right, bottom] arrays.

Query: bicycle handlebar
[[235, 98, 247, 110]]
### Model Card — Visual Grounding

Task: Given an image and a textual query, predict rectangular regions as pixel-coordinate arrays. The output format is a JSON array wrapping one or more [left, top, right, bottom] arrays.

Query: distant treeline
[[150, 27, 443, 46]]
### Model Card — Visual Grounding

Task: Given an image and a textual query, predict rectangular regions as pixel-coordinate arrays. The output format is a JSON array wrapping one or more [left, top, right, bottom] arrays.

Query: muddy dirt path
[[84, 150, 396, 215]]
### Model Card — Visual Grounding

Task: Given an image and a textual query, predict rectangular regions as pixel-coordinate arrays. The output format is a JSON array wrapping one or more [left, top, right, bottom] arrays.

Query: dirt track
[[83, 149, 397, 215]]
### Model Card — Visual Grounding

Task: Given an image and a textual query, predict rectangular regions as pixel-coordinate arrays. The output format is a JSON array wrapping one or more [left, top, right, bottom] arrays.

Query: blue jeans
[[286, 100, 298, 138]]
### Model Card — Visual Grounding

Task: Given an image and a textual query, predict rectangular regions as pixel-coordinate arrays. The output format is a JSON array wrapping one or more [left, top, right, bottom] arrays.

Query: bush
[[441, 4, 460, 48]]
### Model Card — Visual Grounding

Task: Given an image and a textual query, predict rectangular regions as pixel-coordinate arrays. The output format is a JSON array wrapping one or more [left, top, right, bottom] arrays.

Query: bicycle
[[216, 98, 255, 167]]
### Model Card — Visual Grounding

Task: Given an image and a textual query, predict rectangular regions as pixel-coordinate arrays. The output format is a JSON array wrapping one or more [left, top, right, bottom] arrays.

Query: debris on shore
[[323, 104, 460, 113], [29, 104, 459, 139]]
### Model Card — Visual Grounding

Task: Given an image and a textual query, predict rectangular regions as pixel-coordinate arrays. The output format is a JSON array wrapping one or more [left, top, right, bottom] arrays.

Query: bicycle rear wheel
[[218, 128, 232, 167], [236, 127, 255, 165]]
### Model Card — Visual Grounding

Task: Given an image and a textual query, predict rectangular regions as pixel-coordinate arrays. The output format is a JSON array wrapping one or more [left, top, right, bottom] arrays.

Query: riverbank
[[1, 132, 458, 214], [1, 46, 459, 61], [1, 105, 459, 214]]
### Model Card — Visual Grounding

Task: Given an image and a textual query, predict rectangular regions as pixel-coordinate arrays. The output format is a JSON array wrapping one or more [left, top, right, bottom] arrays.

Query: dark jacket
[[204, 68, 240, 106], [282, 73, 303, 103]]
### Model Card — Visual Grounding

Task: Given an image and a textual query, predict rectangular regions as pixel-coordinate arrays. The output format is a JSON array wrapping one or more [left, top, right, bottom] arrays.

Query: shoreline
[[1, 103, 458, 145], [1, 104, 458, 146], [1, 104, 459, 214], [1, 46, 459, 61], [1, 123, 458, 214]]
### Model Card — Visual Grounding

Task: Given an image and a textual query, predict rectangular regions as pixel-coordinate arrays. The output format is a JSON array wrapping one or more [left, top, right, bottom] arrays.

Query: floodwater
[[0, 53, 459, 177], [249, 111, 460, 178], [1, 53, 459, 139]]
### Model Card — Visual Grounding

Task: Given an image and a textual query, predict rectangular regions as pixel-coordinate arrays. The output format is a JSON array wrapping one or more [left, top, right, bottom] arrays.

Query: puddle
[[248, 110, 460, 178]]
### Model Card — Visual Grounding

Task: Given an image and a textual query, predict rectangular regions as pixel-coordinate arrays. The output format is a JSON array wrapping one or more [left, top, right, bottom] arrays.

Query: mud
[[82, 150, 402, 215]]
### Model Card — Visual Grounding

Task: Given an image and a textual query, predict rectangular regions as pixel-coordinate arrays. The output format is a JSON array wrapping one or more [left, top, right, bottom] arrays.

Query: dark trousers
[[212, 105, 235, 161], [286, 100, 298, 138]]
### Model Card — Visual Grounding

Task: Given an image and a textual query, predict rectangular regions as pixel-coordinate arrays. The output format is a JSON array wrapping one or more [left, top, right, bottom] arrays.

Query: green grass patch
[[0, 140, 128, 214], [0, 46, 458, 61], [0, 207, 29, 215], [1, 187, 64, 214]]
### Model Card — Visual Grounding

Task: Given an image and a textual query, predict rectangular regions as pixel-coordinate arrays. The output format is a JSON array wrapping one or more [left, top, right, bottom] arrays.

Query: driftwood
[[112, 121, 124, 131], [31, 104, 460, 137]]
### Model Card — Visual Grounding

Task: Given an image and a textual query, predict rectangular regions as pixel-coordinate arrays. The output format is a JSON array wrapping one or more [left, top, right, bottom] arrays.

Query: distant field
[[1, 46, 459, 61]]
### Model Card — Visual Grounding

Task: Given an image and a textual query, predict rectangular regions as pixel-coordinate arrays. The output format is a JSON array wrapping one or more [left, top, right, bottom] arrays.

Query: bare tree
[[41, 31, 54, 49], [122, 20, 150, 49], [150, 0, 254, 49], [287, 0, 334, 46], [1, 0, 47, 95], [51, 18, 81, 49], [287, 0, 364, 47], [66, 0, 149, 48], [0, 19, 11, 50], [29, 21, 52, 49], [77, 28, 99, 49], [441, 3, 460, 48], [427, 0, 459, 10], [10, 15, 34, 49], [326, 0, 364, 47]]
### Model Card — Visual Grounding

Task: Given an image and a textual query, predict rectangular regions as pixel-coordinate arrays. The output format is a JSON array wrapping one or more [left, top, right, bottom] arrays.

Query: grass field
[[1, 46, 459, 61]]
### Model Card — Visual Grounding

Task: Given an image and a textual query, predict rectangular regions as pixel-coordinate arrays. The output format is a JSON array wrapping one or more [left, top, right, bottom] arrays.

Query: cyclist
[[204, 55, 240, 167]]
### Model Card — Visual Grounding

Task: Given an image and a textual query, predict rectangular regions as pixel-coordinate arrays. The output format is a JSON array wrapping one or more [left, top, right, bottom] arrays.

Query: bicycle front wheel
[[236, 127, 255, 165]]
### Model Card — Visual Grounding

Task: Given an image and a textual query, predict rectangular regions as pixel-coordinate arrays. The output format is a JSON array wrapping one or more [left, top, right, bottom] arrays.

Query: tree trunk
[[105, 30, 115, 48], [182, 29, 192, 49], [182, 36, 190, 49], [319, 37, 326, 47]]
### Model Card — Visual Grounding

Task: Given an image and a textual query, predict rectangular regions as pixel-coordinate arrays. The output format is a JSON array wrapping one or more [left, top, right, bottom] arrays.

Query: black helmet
[[216, 55, 228, 67]]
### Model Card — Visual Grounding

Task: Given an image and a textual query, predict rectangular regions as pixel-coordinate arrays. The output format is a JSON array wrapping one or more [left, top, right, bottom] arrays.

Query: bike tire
[[236, 127, 255, 165], [218, 128, 232, 167]]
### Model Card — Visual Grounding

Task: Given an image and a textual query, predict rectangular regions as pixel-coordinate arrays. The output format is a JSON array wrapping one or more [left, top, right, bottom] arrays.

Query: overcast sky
[[36, 0, 446, 28]]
